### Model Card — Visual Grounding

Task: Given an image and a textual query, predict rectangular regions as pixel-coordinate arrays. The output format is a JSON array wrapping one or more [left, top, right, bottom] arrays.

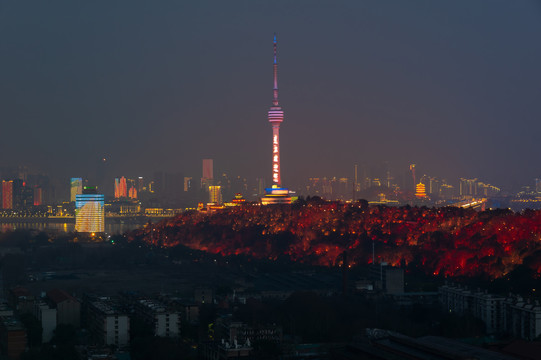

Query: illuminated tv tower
[[262, 34, 292, 205], [268, 33, 284, 186]]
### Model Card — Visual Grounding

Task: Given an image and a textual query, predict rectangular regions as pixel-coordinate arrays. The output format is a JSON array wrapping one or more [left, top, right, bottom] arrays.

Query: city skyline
[[0, 1, 540, 191]]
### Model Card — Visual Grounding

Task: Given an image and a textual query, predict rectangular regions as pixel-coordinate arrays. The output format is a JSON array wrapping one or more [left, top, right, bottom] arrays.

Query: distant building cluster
[[0, 285, 205, 359], [3, 157, 541, 217]]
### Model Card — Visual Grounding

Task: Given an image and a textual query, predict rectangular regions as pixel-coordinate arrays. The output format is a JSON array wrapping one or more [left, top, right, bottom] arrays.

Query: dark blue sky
[[0, 1, 540, 190]]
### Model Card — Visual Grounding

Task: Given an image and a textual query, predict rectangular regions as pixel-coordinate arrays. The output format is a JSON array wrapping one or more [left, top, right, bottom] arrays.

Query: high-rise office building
[[459, 178, 478, 197], [128, 187, 137, 199], [409, 164, 416, 192], [75, 186, 105, 233], [33, 187, 43, 206], [18, 180, 33, 209], [114, 177, 127, 198], [202, 159, 213, 181], [209, 186, 222, 204], [262, 34, 291, 205], [201, 159, 214, 190], [70, 178, 83, 202], [137, 177, 144, 192], [184, 177, 193, 192], [2, 181, 13, 209], [120, 176, 127, 197]]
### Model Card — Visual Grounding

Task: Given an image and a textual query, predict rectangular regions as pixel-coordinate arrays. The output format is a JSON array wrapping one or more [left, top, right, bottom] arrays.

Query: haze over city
[[1, 1, 540, 191]]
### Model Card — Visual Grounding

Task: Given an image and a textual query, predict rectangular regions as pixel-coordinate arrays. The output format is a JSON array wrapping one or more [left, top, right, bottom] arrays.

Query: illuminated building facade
[[137, 177, 144, 192], [262, 34, 291, 205], [2, 181, 13, 209], [75, 186, 104, 233], [128, 186, 137, 199], [209, 185, 222, 204], [459, 178, 478, 197], [119, 176, 127, 197], [184, 177, 193, 192], [114, 177, 127, 198], [70, 178, 83, 202], [225, 193, 246, 206], [33, 187, 43, 206], [201, 159, 214, 190], [415, 183, 427, 198]]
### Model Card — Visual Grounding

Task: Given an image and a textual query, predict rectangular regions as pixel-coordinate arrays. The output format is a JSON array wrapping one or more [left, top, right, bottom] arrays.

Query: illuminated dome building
[[262, 34, 292, 205]]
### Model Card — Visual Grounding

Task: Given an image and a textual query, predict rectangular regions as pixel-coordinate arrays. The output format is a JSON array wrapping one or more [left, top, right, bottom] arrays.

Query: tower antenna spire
[[273, 33, 279, 106]]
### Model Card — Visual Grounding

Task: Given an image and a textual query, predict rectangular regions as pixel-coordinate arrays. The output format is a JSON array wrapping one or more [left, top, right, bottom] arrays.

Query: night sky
[[1, 1, 540, 191]]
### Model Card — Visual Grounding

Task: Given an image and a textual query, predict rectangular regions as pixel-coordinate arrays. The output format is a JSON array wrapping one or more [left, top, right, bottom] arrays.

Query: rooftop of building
[[0, 316, 25, 331], [9, 286, 32, 298], [47, 288, 78, 305], [91, 299, 127, 316], [137, 299, 177, 314]]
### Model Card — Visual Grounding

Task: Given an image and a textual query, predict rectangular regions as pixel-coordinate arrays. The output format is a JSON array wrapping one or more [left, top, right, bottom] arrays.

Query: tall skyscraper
[[409, 164, 416, 192], [33, 187, 43, 206], [75, 186, 105, 233], [203, 159, 213, 180], [114, 176, 127, 198], [262, 34, 291, 205], [137, 177, 144, 192], [201, 159, 214, 190], [70, 178, 83, 202], [2, 181, 13, 209], [128, 187, 137, 199], [184, 177, 193, 192]]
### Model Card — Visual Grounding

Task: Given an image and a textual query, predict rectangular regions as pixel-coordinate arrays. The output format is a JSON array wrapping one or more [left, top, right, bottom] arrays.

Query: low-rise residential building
[[440, 284, 504, 334], [86, 299, 130, 347], [7, 287, 35, 315], [504, 296, 541, 340], [215, 316, 282, 346], [0, 316, 27, 360], [0, 304, 14, 318], [33, 301, 57, 343], [135, 299, 180, 338], [200, 340, 253, 360], [471, 290, 505, 334], [177, 301, 199, 325], [47, 289, 81, 328]]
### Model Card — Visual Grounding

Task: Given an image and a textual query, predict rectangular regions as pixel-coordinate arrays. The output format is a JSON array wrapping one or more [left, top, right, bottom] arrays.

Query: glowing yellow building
[[209, 185, 222, 204], [415, 183, 427, 198]]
